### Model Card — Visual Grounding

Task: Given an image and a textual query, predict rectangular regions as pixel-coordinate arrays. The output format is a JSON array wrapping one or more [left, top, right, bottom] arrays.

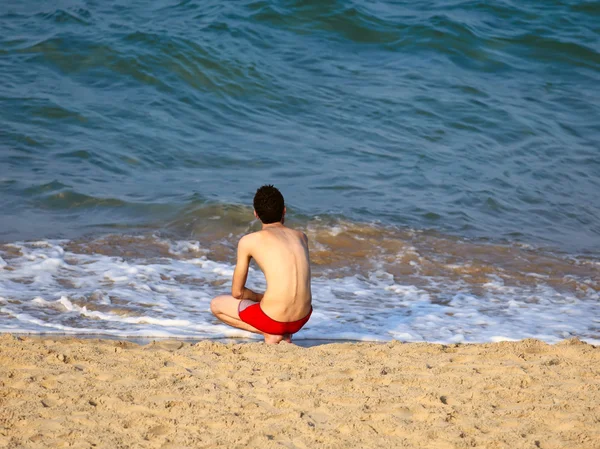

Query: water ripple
[[0, 0, 598, 253]]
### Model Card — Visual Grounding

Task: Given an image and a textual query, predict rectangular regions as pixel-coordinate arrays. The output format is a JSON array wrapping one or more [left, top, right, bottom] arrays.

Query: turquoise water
[[1, 0, 599, 252], [1, 1, 600, 343]]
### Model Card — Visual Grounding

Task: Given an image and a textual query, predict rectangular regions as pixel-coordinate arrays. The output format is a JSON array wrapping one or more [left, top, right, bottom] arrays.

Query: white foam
[[329, 226, 343, 236], [490, 336, 520, 343], [0, 239, 599, 344], [168, 240, 205, 255]]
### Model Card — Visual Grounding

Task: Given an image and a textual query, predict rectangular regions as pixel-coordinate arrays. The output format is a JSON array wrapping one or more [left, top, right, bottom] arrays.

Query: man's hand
[[240, 287, 264, 302]]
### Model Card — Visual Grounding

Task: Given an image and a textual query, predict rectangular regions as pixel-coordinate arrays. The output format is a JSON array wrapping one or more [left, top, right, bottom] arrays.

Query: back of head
[[253, 185, 285, 224]]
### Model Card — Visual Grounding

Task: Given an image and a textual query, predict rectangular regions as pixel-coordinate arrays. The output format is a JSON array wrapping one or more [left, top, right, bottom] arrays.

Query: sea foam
[[0, 238, 599, 344]]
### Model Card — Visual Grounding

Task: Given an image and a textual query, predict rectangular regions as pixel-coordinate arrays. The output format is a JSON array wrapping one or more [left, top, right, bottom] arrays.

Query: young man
[[210, 185, 313, 344]]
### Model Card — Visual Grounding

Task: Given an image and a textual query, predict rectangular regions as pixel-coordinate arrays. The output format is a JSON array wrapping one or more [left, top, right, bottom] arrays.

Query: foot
[[263, 334, 284, 345]]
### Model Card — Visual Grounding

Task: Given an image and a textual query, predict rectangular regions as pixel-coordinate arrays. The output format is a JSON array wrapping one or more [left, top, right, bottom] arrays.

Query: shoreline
[[1, 334, 599, 448], [4, 331, 599, 347], [3, 332, 365, 348]]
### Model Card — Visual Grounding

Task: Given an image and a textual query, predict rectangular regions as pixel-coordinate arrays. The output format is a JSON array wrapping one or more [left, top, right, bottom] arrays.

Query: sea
[[1, 0, 599, 344]]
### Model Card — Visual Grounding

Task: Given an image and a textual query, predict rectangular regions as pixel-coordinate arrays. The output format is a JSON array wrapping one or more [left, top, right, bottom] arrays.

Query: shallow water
[[1, 0, 599, 342], [1, 225, 598, 343]]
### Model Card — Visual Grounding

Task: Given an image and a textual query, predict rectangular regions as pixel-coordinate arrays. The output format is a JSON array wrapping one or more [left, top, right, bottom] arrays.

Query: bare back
[[245, 226, 312, 321]]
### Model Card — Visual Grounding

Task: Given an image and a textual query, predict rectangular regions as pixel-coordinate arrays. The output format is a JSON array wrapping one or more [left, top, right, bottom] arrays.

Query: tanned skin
[[210, 208, 312, 344]]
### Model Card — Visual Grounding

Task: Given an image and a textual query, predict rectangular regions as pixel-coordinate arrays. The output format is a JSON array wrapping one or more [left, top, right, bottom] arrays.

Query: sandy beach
[[0, 335, 598, 449]]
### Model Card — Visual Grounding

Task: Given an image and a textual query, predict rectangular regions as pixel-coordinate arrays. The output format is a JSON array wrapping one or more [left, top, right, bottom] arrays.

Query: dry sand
[[0, 334, 599, 449]]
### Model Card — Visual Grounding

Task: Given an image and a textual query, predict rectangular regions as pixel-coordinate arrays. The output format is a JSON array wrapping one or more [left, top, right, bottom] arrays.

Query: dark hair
[[253, 185, 285, 224]]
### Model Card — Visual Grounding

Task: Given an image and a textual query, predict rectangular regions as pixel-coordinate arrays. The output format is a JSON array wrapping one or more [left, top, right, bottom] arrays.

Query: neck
[[261, 221, 284, 230]]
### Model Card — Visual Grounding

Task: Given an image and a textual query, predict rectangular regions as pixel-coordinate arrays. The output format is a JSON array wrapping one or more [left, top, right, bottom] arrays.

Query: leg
[[210, 295, 284, 344]]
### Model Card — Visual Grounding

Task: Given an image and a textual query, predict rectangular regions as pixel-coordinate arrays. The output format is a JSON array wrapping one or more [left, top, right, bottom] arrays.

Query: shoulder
[[238, 232, 260, 251]]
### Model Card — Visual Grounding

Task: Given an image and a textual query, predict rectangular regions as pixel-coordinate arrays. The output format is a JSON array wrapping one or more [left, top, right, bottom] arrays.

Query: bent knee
[[210, 297, 221, 316], [210, 295, 231, 316]]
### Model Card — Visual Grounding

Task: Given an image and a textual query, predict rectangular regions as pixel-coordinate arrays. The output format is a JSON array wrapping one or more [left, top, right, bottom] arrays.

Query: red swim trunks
[[238, 300, 312, 335]]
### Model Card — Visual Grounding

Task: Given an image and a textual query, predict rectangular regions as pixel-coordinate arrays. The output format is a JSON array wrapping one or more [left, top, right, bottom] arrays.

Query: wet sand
[[0, 334, 598, 449]]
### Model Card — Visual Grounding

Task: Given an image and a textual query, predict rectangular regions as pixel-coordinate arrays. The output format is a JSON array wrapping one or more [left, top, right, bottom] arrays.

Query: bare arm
[[301, 232, 309, 247], [231, 235, 263, 301]]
